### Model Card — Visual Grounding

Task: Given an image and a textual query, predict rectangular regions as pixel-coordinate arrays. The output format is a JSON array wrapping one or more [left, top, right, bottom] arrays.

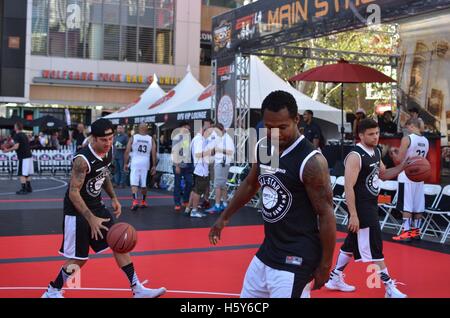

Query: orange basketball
[[106, 223, 138, 253], [404, 156, 431, 182]]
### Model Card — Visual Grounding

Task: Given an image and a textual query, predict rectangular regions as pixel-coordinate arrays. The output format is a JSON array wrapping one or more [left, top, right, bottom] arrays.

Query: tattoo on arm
[[69, 157, 94, 222], [102, 174, 117, 199]]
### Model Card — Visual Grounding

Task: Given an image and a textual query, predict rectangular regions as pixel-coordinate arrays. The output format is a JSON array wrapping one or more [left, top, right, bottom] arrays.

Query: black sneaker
[[27, 187, 32, 193], [16, 189, 28, 195]]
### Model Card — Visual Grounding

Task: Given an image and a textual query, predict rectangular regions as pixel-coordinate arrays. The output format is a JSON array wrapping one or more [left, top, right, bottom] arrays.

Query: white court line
[[0, 177, 68, 196], [0, 286, 240, 297]]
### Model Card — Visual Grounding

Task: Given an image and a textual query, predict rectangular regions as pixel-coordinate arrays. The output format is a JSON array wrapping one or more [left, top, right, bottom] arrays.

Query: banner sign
[[212, 0, 450, 58], [215, 56, 236, 129]]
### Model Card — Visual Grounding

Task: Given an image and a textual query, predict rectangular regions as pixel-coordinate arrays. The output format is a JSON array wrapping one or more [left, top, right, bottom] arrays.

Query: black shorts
[[59, 206, 115, 260], [193, 175, 209, 195], [340, 225, 384, 262]]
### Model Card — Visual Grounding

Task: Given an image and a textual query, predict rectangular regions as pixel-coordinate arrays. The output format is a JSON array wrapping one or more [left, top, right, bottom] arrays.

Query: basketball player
[[124, 123, 157, 211], [209, 91, 337, 298], [2, 122, 33, 194], [42, 119, 165, 298], [325, 118, 408, 298], [392, 118, 429, 241]]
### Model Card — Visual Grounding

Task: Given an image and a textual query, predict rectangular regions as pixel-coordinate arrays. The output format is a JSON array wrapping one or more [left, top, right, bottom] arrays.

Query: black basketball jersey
[[255, 135, 322, 273], [345, 143, 381, 227], [64, 144, 112, 215]]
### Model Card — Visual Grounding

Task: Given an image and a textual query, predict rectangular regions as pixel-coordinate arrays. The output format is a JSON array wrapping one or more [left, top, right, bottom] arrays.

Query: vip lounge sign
[[212, 0, 450, 58]]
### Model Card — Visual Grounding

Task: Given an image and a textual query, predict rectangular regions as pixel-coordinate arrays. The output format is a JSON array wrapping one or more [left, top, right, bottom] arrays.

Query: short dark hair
[[261, 90, 298, 118], [304, 110, 314, 116], [203, 118, 214, 126], [215, 123, 225, 131], [408, 107, 419, 114], [14, 122, 23, 130], [358, 118, 379, 134]]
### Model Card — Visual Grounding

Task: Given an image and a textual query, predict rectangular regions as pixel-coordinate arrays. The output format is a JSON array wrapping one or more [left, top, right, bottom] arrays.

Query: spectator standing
[[352, 108, 366, 139], [301, 110, 324, 149], [379, 111, 397, 134], [2, 122, 34, 194], [206, 123, 235, 214], [73, 123, 87, 150], [171, 122, 193, 211], [113, 125, 128, 188]]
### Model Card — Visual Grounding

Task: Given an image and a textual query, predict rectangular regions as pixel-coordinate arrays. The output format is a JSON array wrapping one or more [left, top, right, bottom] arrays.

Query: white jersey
[[130, 134, 152, 170], [398, 133, 429, 183]]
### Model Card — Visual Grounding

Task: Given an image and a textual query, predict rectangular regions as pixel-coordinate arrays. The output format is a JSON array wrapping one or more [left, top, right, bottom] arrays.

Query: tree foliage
[[259, 24, 399, 116]]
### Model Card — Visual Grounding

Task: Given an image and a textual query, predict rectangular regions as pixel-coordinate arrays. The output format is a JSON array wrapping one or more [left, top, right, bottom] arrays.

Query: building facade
[[0, 0, 248, 125], [0, 0, 202, 125]]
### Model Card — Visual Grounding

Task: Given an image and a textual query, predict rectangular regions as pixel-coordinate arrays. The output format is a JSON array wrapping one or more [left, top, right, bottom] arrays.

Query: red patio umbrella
[[289, 59, 396, 164]]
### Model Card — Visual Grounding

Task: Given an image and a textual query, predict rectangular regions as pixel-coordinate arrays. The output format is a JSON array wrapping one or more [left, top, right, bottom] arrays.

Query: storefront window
[[104, 24, 121, 60], [48, 0, 67, 57], [31, 0, 175, 64], [31, 0, 49, 55]]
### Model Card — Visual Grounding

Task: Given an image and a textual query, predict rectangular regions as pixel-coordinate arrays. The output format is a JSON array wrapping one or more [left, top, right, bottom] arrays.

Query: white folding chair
[[0, 153, 10, 177], [226, 165, 247, 201], [422, 185, 450, 243], [332, 176, 348, 225], [9, 153, 18, 177], [420, 184, 443, 233], [330, 175, 337, 189], [378, 180, 401, 231]]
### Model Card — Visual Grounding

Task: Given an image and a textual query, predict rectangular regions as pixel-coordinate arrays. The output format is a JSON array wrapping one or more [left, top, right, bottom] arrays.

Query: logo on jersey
[[86, 170, 108, 197], [258, 175, 292, 223], [366, 166, 380, 196]]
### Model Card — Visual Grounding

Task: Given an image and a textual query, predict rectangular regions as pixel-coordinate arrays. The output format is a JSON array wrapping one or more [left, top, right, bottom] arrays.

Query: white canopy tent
[[250, 56, 342, 123], [104, 74, 165, 123], [163, 56, 342, 139], [141, 66, 205, 120]]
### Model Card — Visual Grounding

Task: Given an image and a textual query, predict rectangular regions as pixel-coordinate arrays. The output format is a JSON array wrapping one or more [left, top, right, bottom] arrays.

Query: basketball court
[[0, 178, 449, 298]]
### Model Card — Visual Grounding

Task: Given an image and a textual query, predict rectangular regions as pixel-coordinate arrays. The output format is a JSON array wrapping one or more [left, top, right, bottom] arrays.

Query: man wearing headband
[[42, 118, 166, 298]]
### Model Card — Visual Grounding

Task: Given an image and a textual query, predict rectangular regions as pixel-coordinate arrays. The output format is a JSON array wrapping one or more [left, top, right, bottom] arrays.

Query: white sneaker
[[384, 280, 407, 298], [41, 285, 64, 298], [132, 282, 166, 298], [190, 210, 206, 218], [325, 272, 356, 292]]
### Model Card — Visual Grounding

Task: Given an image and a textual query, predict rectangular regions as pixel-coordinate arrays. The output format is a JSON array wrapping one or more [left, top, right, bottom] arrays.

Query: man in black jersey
[[2, 122, 33, 194], [209, 91, 336, 298], [42, 118, 166, 298], [325, 118, 408, 298]]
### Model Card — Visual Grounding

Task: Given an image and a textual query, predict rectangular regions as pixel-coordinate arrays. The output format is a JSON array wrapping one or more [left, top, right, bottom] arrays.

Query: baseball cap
[[356, 108, 366, 115], [91, 118, 114, 137]]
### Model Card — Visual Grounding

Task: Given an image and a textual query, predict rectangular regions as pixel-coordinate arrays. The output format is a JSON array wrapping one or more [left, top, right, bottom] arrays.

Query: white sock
[[334, 251, 352, 273], [402, 218, 411, 231], [413, 218, 422, 229]]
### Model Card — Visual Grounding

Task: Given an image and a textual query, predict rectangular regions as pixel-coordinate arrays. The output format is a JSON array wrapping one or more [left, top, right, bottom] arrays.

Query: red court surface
[[0, 225, 449, 298]]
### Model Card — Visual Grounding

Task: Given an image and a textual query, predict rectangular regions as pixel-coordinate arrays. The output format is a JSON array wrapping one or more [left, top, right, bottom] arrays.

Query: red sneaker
[[131, 200, 139, 211], [410, 228, 421, 240], [174, 205, 181, 212], [392, 230, 413, 242], [140, 200, 148, 208]]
